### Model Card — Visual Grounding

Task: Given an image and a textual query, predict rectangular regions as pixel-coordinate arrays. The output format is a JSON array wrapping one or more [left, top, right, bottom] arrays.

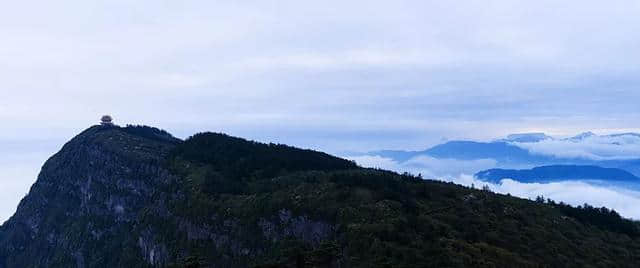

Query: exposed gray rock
[[0, 126, 339, 267], [0, 126, 180, 267]]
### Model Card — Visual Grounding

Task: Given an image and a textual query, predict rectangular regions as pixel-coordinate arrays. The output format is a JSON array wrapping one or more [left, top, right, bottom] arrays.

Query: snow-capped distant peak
[[502, 133, 551, 143], [567, 132, 596, 141], [605, 133, 640, 138]]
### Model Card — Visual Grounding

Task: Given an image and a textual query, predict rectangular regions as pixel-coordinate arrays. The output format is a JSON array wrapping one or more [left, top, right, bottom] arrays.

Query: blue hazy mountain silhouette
[[368, 140, 558, 164], [501, 133, 551, 143], [358, 132, 640, 177], [475, 165, 639, 184], [426, 141, 551, 163]]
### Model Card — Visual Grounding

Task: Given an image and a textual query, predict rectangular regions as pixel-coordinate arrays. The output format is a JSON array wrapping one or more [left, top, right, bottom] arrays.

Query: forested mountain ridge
[[0, 125, 639, 267], [476, 165, 640, 183]]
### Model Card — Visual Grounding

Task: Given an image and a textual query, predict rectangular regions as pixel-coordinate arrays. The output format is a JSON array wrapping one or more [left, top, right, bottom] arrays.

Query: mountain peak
[[568, 131, 596, 141], [606, 132, 640, 138], [0, 124, 186, 267], [503, 132, 551, 143], [62, 124, 181, 162]]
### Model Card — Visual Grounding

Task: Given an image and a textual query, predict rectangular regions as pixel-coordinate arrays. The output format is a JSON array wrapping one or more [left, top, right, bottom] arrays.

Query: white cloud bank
[[350, 155, 640, 219], [349, 155, 498, 178], [446, 176, 640, 220], [513, 133, 640, 160]]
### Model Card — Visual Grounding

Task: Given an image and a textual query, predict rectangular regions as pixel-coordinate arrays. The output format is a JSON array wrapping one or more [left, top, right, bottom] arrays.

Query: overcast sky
[[1, 1, 640, 221]]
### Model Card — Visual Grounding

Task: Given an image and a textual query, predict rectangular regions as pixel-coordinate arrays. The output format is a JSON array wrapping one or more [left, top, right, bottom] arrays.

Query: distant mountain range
[[475, 165, 639, 184], [350, 132, 640, 182], [499, 132, 551, 143]]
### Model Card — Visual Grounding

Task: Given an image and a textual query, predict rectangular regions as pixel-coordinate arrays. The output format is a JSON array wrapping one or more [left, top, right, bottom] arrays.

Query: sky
[[1, 1, 640, 222]]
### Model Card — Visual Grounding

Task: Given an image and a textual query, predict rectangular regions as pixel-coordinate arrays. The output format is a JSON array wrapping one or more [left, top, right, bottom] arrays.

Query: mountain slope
[[476, 165, 640, 184], [0, 125, 180, 267], [1, 126, 640, 267]]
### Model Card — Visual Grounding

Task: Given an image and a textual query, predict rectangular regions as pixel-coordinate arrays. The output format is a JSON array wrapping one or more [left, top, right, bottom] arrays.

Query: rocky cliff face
[[0, 125, 345, 267], [0, 125, 180, 267]]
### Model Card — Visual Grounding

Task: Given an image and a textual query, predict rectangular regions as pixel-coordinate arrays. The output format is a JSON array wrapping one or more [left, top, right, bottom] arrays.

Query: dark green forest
[[2, 126, 639, 268], [159, 131, 640, 267]]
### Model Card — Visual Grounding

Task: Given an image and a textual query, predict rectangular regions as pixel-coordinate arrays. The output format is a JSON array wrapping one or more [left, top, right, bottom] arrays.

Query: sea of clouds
[[349, 154, 640, 219], [512, 133, 640, 160]]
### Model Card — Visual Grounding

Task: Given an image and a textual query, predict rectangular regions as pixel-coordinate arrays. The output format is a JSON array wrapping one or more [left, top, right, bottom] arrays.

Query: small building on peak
[[100, 115, 114, 126]]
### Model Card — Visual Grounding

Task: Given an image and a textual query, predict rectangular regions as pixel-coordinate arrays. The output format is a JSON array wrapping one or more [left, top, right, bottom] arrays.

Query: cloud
[[444, 175, 640, 220], [350, 155, 640, 219], [513, 133, 640, 160], [404, 156, 498, 178], [349, 155, 497, 178], [2, 1, 640, 147]]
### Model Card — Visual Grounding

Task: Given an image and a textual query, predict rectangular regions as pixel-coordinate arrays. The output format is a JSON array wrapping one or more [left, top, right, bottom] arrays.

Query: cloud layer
[[350, 155, 640, 219], [2, 1, 640, 150], [349, 155, 498, 178], [447, 175, 640, 220], [513, 133, 640, 160]]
